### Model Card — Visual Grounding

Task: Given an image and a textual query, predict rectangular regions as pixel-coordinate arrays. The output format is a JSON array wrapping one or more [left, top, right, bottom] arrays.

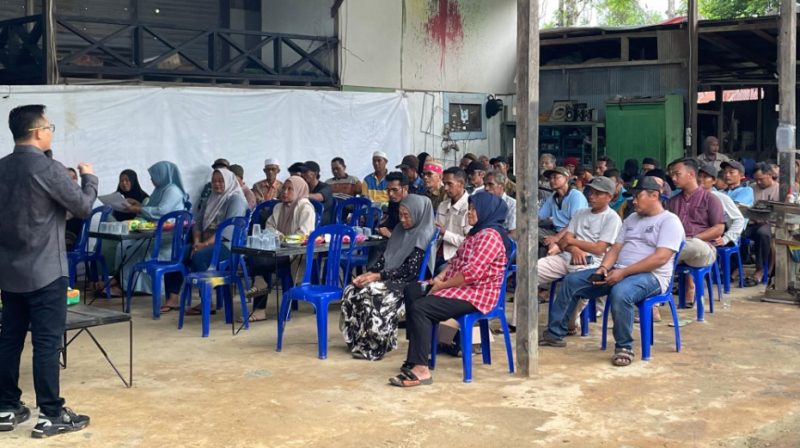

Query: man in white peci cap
[[252, 158, 282, 203], [362, 151, 389, 203]]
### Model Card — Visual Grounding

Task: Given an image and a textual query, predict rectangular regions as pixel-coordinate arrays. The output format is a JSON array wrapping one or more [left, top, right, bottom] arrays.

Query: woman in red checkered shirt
[[390, 192, 511, 387]]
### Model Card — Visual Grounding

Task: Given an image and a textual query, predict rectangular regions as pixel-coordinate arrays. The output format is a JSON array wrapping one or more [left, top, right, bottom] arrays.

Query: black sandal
[[389, 367, 433, 387], [612, 348, 635, 367]]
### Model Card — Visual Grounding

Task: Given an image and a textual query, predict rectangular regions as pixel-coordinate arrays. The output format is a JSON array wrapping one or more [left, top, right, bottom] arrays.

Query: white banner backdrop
[[0, 85, 410, 203]]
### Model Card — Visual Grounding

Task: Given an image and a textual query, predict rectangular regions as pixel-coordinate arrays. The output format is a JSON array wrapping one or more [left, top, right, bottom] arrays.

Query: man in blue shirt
[[538, 166, 589, 257], [721, 160, 754, 206]]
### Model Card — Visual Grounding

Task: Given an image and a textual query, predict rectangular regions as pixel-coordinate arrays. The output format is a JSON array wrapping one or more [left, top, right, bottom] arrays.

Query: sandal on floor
[[160, 306, 179, 313], [612, 348, 635, 367], [185, 306, 216, 316], [388, 367, 432, 388], [743, 277, 760, 287]]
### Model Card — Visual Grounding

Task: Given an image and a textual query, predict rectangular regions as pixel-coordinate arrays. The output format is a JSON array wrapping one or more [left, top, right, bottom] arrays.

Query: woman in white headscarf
[[161, 168, 248, 313], [339, 194, 435, 360], [246, 175, 316, 322]]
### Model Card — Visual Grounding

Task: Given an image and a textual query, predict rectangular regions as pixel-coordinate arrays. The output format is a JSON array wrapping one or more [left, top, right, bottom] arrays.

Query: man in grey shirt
[[0, 105, 97, 438]]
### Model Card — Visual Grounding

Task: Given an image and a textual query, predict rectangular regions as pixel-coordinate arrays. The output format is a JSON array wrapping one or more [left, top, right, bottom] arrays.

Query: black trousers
[[247, 255, 290, 310], [403, 283, 476, 367], [745, 223, 771, 271], [0, 277, 68, 417]]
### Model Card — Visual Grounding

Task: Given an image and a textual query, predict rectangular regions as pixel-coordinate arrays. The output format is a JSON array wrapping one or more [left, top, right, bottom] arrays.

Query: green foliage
[[698, 0, 777, 19], [596, 0, 663, 26]]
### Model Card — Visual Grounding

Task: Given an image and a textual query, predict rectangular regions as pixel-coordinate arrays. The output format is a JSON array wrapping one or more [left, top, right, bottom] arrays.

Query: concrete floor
[[3, 284, 800, 448]]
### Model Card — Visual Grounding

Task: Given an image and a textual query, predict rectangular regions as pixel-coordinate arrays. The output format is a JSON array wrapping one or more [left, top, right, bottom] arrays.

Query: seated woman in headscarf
[[389, 191, 510, 387], [97, 169, 151, 296], [246, 175, 315, 322], [340, 194, 434, 361], [160, 168, 248, 313], [114, 161, 189, 296]]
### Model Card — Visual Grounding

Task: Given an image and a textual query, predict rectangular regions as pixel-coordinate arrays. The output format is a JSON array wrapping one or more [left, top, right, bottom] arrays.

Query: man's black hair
[[672, 157, 699, 175], [386, 171, 409, 186], [604, 168, 621, 182], [331, 157, 345, 166], [597, 155, 615, 169], [443, 167, 467, 184], [754, 162, 772, 175], [9, 104, 46, 141]]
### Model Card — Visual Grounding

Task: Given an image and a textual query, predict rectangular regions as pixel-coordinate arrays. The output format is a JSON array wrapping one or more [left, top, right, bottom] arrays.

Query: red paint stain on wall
[[424, 0, 464, 67]]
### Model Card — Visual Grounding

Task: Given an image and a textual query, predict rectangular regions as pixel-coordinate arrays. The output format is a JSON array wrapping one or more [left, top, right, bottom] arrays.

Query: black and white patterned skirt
[[339, 282, 404, 361]]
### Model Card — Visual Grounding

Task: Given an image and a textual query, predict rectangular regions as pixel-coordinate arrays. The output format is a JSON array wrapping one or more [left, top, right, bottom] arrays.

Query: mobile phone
[[589, 273, 605, 282]]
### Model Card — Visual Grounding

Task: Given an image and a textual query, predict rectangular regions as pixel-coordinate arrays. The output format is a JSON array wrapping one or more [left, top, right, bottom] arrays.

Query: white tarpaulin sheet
[[0, 85, 410, 202]]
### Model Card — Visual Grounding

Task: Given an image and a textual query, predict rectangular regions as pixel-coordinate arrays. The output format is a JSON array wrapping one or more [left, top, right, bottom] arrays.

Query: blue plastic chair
[[310, 199, 324, 228], [125, 210, 192, 319], [343, 206, 384, 276], [276, 224, 357, 359], [429, 241, 517, 383], [676, 255, 722, 322], [67, 206, 113, 294], [178, 216, 249, 337], [334, 197, 371, 224], [249, 199, 279, 230], [601, 242, 684, 361], [548, 277, 596, 337], [417, 228, 440, 281], [716, 240, 744, 293]]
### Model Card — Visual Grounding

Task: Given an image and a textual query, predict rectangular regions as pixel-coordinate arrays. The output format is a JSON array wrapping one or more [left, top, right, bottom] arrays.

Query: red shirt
[[433, 228, 508, 314], [668, 186, 724, 238]]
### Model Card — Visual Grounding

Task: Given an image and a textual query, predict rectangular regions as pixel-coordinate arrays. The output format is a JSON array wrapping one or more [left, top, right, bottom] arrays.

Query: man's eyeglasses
[[28, 124, 55, 133], [387, 187, 404, 194]]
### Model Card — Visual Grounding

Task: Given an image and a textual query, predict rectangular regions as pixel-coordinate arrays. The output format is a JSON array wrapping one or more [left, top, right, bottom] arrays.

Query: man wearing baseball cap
[[422, 160, 447, 210], [538, 166, 589, 258], [531, 176, 622, 335], [252, 158, 282, 203], [229, 164, 256, 209], [397, 155, 426, 195], [464, 161, 486, 195], [541, 176, 685, 369], [668, 158, 725, 307], [697, 163, 744, 249], [721, 160, 754, 207], [363, 151, 389, 204]]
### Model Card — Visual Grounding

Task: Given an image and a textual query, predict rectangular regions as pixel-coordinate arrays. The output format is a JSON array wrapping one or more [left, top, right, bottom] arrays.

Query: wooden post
[[515, 0, 540, 377], [778, 0, 796, 202], [687, 0, 699, 156], [41, 0, 57, 84], [773, 0, 797, 298]]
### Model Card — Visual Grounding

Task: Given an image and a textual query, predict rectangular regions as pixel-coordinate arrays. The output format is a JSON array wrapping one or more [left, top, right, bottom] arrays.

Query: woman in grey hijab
[[340, 194, 435, 360]]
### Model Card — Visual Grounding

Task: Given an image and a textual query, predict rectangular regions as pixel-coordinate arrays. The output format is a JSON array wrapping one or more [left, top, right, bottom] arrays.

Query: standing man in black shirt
[[0, 105, 97, 438]]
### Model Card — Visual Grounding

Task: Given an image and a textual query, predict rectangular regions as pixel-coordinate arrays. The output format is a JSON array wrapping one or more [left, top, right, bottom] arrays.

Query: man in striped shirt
[[362, 151, 389, 204]]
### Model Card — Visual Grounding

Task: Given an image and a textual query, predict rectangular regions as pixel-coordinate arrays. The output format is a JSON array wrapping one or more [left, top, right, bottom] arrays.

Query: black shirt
[[312, 181, 334, 226]]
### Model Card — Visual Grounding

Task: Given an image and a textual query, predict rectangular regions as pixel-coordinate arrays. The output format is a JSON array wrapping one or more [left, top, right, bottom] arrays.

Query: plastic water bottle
[[721, 292, 731, 310]]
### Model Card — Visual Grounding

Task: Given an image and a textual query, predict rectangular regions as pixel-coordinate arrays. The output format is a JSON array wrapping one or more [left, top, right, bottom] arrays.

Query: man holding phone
[[516, 177, 621, 332], [539, 176, 684, 368]]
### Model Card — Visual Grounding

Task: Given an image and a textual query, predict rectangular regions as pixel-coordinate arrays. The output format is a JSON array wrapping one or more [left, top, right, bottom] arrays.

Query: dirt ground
[[3, 283, 800, 448]]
